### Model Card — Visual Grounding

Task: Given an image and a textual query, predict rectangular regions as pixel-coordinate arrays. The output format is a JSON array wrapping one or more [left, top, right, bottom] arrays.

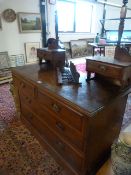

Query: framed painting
[[18, 12, 42, 33], [0, 52, 10, 69], [25, 42, 40, 63], [9, 54, 25, 67], [16, 54, 25, 66], [70, 40, 88, 58], [0, 14, 2, 30]]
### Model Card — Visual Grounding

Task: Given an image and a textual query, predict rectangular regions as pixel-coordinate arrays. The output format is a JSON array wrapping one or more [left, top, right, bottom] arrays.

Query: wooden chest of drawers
[[12, 63, 130, 175], [86, 56, 131, 88]]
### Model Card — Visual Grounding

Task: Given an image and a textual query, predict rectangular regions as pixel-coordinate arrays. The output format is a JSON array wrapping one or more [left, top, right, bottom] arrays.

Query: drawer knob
[[99, 65, 106, 71], [52, 103, 60, 113], [56, 121, 65, 131]]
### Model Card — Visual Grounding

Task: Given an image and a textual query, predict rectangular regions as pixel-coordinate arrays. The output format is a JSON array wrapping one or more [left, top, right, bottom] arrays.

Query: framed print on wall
[[18, 12, 42, 33], [25, 42, 40, 63]]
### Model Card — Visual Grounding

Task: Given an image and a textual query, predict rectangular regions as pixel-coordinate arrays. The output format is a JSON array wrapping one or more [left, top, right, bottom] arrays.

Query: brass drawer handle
[[99, 65, 106, 71], [52, 103, 61, 113], [56, 121, 65, 131]]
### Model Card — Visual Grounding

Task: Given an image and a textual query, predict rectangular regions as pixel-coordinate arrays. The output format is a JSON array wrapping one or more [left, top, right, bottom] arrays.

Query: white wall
[[46, 2, 104, 42], [0, 0, 42, 59], [47, 0, 131, 42]]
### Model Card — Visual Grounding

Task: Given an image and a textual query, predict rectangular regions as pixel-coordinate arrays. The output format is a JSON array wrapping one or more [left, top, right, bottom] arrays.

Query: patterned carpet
[[0, 84, 62, 175], [75, 63, 86, 73], [0, 83, 131, 175], [0, 121, 62, 175]]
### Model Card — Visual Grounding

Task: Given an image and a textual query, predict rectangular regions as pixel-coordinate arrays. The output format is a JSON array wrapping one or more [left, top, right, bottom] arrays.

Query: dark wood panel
[[38, 90, 84, 132], [21, 106, 84, 172]]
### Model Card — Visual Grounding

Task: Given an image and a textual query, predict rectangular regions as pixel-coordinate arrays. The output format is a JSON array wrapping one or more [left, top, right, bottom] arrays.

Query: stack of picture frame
[[9, 54, 25, 67], [0, 52, 26, 84], [0, 52, 12, 84]]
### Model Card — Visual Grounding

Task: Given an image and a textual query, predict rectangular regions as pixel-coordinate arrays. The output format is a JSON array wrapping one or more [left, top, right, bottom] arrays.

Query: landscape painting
[[18, 13, 41, 33], [70, 40, 88, 58]]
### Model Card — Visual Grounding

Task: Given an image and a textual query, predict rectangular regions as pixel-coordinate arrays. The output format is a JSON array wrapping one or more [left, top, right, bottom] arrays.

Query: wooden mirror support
[[86, 0, 131, 88], [114, 0, 131, 62]]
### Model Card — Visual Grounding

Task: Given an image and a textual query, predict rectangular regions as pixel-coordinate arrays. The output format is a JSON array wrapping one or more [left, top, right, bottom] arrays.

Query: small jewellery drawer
[[21, 105, 83, 172], [87, 60, 122, 79], [38, 91, 84, 132], [34, 104, 84, 150]]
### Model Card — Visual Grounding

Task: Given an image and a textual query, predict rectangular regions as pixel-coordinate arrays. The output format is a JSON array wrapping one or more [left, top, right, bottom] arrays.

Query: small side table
[[88, 43, 105, 56], [37, 48, 65, 68]]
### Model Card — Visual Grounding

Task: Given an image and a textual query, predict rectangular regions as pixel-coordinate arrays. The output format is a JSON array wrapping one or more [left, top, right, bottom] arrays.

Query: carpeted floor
[[0, 82, 131, 175], [0, 83, 62, 175], [0, 120, 62, 175]]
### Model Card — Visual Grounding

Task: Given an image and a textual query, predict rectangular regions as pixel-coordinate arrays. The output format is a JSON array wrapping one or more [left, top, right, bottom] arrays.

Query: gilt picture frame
[[18, 12, 42, 33], [25, 42, 40, 63]]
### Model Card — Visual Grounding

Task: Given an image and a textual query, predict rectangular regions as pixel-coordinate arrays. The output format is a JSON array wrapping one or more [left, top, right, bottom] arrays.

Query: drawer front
[[21, 105, 84, 172], [38, 91, 84, 132], [34, 104, 84, 150], [87, 61, 122, 79], [20, 101, 84, 150], [19, 91, 35, 108], [19, 80, 36, 97], [13, 75, 21, 88]]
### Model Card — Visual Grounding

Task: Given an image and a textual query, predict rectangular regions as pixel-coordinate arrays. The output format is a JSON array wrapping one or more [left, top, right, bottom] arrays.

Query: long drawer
[[86, 60, 122, 79], [21, 104, 84, 172], [37, 90, 84, 132]]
